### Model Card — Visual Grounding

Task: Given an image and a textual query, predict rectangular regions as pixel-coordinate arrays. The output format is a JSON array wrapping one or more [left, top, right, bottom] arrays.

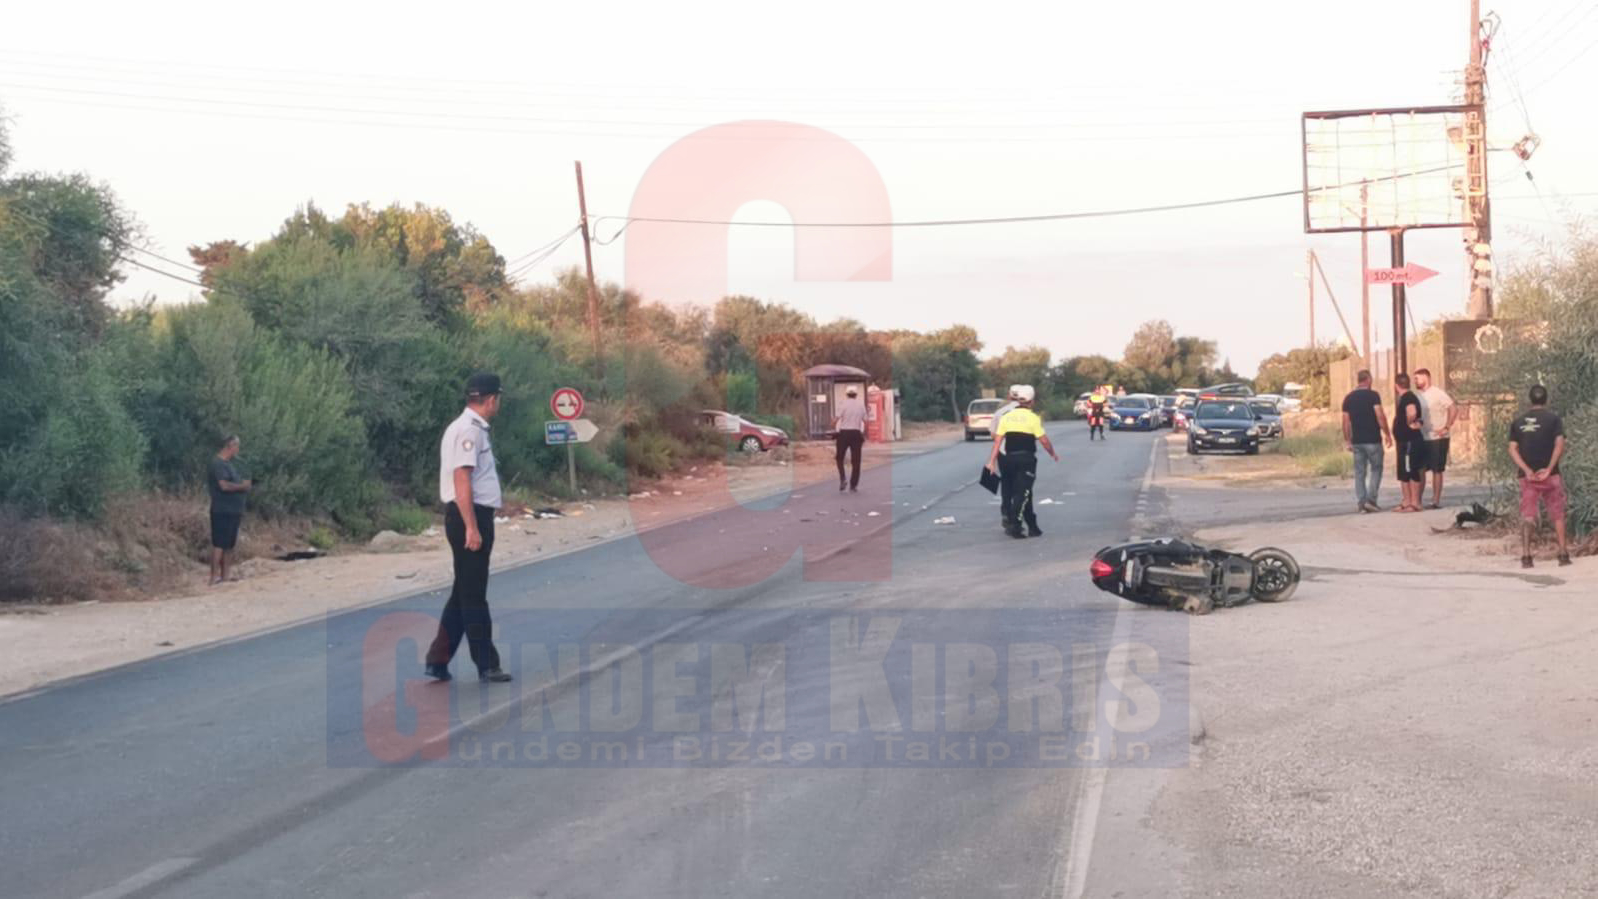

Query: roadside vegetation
[[1270, 424, 1353, 478]]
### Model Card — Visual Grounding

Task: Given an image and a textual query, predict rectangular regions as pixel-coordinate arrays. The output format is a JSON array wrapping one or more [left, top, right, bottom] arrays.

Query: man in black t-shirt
[[1391, 373, 1424, 512], [1508, 384, 1569, 568], [207, 434, 252, 585], [1341, 370, 1392, 513]]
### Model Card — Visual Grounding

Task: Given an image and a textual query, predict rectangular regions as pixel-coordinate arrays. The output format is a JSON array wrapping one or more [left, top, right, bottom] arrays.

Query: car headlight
[[1246, 426, 1260, 436], [1191, 425, 1208, 435]]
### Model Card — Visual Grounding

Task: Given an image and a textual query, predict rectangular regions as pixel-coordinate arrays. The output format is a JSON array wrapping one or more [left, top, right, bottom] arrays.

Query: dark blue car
[[1186, 399, 1262, 454], [1107, 395, 1161, 431]]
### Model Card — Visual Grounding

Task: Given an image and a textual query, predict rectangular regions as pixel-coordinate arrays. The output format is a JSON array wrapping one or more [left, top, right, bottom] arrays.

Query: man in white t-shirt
[[1413, 368, 1457, 510], [831, 386, 869, 492]]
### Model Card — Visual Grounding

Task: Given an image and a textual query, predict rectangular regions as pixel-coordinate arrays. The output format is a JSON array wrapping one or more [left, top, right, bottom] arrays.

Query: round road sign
[[551, 387, 585, 421]]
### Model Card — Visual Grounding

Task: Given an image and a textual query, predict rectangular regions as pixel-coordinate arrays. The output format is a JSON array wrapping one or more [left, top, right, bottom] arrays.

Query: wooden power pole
[[574, 161, 604, 376], [1464, 0, 1493, 318]]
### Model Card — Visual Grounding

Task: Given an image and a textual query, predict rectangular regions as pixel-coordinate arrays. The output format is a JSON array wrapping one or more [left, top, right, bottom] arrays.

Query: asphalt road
[[0, 425, 1182, 899]]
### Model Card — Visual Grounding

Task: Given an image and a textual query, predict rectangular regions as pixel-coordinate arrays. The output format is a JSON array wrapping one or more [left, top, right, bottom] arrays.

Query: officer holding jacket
[[985, 384, 1059, 539]]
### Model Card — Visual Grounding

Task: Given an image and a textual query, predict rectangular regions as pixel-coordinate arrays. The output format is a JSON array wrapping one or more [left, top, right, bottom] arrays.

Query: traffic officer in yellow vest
[[1087, 386, 1109, 440], [985, 384, 1059, 539], [425, 372, 513, 683]]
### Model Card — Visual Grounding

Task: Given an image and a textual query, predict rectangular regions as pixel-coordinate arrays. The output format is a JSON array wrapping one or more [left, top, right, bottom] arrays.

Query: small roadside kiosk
[[803, 364, 871, 439]]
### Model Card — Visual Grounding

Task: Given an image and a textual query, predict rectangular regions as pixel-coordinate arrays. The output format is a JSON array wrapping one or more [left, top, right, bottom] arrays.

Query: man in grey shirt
[[832, 386, 869, 492], [207, 434, 252, 585]]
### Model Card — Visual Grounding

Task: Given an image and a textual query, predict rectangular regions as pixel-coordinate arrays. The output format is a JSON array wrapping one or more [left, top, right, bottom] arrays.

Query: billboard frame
[[1301, 103, 1480, 235]]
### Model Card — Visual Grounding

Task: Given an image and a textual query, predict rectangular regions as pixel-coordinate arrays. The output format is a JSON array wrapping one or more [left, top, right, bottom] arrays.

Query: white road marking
[[1060, 435, 1160, 898], [80, 858, 198, 899]]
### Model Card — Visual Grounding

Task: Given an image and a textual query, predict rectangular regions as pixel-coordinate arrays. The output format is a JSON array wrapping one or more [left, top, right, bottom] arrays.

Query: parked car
[[1108, 394, 1161, 431], [1249, 398, 1284, 440], [1072, 392, 1093, 418], [964, 398, 1008, 441], [698, 410, 789, 452], [1199, 381, 1255, 398], [1280, 382, 1305, 411], [1187, 398, 1262, 454], [1157, 395, 1179, 427], [1172, 394, 1197, 432]]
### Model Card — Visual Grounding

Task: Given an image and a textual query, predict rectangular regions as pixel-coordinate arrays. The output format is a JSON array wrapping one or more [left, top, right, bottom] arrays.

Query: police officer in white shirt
[[425, 373, 512, 683]]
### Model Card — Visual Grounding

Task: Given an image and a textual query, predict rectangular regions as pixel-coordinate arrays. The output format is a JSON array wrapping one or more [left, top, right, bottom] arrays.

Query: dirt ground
[[1086, 432, 1598, 898], [0, 424, 961, 699]]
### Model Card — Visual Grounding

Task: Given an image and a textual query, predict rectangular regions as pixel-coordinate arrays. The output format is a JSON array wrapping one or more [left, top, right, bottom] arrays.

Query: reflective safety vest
[[1089, 392, 1106, 405]]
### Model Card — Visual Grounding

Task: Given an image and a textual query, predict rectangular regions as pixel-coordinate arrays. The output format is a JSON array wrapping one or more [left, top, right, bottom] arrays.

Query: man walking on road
[[1414, 368, 1457, 509], [1392, 373, 1424, 512], [1341, 370, 1391, 513], [832, 386, 868, 492], [1509, 384, 1570, 568], [985, 385, 1059, 539], [207, 434, 252, 585], [425, 373, 512, 683]]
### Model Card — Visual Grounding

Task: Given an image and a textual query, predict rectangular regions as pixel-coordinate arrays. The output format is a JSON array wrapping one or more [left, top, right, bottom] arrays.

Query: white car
[[965, 398, 1008, 441]]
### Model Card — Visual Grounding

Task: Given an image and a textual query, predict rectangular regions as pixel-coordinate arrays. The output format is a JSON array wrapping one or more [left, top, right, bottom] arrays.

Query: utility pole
[[573, 161, 604, 377], [1464, 0, 1493, 318], [1359, 182, 1371, 362], [1309, 251, 1361, 355], [1306, 249, 1316, 346], [1390, 230, 1408, 376]]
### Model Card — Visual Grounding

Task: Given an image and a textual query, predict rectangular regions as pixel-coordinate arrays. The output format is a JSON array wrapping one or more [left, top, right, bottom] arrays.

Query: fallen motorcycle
[[1089, 538, 1300, 614]]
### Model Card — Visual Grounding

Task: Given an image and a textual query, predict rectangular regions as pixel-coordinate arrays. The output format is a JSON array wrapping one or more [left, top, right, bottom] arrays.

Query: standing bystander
[[1392, 373, 1424, 512], [207, 435, 252, 586], [1508, 384, 1570, 568], [1341, 370, 1392, 513], [1414, 368, 1457, 509]]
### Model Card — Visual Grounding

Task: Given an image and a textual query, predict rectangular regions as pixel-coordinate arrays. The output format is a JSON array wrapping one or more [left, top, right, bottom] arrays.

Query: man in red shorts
[[1508, 384, 1570, 568]]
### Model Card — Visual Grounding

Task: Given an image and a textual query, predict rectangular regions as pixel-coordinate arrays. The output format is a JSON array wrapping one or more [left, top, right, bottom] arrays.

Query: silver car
[[1248, 398, 1284, 440]]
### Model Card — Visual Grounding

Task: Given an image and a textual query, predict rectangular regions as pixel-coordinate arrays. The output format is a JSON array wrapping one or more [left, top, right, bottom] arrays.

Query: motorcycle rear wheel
[[1248, 547, 1300, 602]]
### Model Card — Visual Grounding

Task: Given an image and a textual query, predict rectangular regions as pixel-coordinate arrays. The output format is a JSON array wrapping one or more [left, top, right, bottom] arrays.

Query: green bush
[[1, 352, 147, 518], [746, 413, 797, 435], [1472, 224, 1596, 535], [724, 371, 758, 415], [307, 525, 338, 551], [381, 502, 434, 536]]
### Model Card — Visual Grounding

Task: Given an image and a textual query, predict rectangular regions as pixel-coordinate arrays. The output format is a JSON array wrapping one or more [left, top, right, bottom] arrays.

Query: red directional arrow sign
[[1364, 263, 1439, 287]]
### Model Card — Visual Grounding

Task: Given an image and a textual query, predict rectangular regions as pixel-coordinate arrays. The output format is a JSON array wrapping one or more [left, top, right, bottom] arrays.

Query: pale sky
[[4, 0, 1595, 374]]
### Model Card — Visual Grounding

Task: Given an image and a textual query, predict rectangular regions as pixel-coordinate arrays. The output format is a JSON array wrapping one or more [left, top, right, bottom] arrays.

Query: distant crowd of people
[[1341, 371, 1569, 567]]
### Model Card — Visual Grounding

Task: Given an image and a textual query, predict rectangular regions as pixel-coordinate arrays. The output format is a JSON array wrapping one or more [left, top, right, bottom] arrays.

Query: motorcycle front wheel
[[1248, 547, 1300, 602]]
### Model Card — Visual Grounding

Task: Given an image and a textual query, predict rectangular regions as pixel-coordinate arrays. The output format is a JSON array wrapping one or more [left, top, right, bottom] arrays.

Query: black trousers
[[999, 452, 1038, 531], [426, 503, 501, 673], [835, 429, 865, 488]]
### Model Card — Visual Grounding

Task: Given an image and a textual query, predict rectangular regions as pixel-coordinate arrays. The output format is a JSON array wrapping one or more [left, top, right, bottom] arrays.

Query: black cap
[[465, 372, 502, 399]]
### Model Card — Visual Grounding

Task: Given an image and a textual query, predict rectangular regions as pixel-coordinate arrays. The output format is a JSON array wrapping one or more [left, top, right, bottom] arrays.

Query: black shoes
[[1027, 525, 1044, 537], [839, 480, 846, 492], [426, 664, 511, 683]]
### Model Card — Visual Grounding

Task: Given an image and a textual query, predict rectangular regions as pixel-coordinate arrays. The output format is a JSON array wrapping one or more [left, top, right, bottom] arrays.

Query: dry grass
[[1, 492, 323, 604]]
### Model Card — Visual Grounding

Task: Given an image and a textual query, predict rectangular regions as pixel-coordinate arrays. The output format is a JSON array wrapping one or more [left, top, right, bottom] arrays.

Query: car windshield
[[1197, 401, 1253, 419], [1115, 397, 1150, 409], [1249, 402, 1279, 416], [1161, 396, 1177, 407], [968, 400, 1004, 415]]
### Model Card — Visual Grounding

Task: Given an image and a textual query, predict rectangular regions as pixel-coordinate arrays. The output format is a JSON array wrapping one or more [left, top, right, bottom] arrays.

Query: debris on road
[[934, 516, 956, 525]]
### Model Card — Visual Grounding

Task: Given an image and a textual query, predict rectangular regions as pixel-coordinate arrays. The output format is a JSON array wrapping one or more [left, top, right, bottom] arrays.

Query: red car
[[699, 410, 790, 452]]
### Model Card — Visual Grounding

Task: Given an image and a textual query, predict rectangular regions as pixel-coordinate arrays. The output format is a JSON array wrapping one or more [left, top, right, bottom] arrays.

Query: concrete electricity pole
[[1306, 250, 1316, 346], [1464, 0, 1494, 319]]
